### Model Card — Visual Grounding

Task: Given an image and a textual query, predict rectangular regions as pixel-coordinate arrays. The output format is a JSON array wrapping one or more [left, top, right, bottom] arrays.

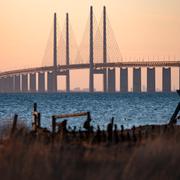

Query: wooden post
[[87, 112, 91, 121], [37, 112, 41, 128], [169, 102, 180, 125], [32, 103, 37, 131], [10, 114, 18, 137], [33, 103, 37, 112], [52, 116, 56, 135]]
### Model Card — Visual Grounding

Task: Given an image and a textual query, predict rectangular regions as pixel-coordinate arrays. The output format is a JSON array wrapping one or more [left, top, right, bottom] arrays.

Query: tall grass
[[0, 123, 180, 180]]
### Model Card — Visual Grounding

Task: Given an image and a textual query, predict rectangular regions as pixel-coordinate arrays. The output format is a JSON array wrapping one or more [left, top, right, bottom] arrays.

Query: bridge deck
[[0, 61, 180, 77]]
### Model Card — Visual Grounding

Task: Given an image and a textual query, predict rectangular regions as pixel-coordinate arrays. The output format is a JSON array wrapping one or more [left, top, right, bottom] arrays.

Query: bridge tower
[[89, 6, 94, 93], [66, 13, 70, 92], [53, 12, 57, 92], [53, 13, 57, 68], [48, 13, 57, 92], [103, 6, 107, 92]]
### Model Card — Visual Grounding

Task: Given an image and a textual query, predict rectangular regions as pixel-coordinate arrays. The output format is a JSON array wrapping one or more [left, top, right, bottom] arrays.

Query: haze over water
[[0, 93, 178, 130]]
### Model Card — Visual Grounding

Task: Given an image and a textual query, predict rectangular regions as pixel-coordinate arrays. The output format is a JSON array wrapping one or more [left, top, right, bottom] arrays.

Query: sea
[[0, 92, 179, 130]]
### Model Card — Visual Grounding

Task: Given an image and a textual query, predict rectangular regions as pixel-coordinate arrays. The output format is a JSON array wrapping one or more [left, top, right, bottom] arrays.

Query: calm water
[[0, 93, 179, 129]]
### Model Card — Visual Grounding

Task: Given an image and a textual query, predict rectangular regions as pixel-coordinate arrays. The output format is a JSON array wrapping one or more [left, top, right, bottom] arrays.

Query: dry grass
[[0, 123, 180, 180]]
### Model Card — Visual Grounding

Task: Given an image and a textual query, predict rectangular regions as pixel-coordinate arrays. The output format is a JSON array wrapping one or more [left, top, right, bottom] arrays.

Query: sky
[[0, 0, 180, 91]]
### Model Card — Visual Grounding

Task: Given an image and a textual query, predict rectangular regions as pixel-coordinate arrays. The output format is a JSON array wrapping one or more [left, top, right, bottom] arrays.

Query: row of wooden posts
[[10, 100, 180, 137], [32, 103, 91, 135]]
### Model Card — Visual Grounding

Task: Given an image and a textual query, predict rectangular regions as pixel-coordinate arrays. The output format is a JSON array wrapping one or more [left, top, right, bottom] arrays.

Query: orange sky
[[0, 0, 180, 91]]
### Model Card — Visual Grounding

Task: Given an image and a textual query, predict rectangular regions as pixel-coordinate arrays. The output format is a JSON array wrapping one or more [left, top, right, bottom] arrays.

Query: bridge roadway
[[0, 61, 180, 77]]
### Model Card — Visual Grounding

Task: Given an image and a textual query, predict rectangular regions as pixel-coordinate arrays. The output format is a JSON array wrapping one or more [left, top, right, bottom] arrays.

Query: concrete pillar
[[0, 77, 5, 92], [14, 75, 20, 92], [4, 77, 8, 92], [120, 67, 128, 92], [22, 74, 28, 92], [133, 68, 141, 92], [108, 68, 116, 92], [1, 77, 6, 92], [89, 6, 94, 92], [9, 76, 14, 93], [30, 73, 36, 92], [53, 72, 57, 92], [162, 67, 171, 92], [103, 69, 107, 92], [1, 77, 8, 92], [147, 67, 155, 92], [179, 67, 180, 90], [47, 72, 53, 92], [0, 78, 2, 92], [38, 72, 45, 92], [5, 76, 13, 93], [66, 71, 70, 92], [47, 71, 57, 92]]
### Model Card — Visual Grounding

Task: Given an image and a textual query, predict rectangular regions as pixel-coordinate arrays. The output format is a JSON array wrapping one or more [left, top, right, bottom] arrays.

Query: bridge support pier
[[2, 77, 7, 92], [120, 67, 128, 92], [8, 76, 14, 93], [0, 78, 2, 93], [147, 67, 155, 92], [30, 73, 36, 92], [179, 67, 180, 90], [108, 68, 116, 92], [22, 74, 28, 92], [14, 75, 21, 93], [162, 67, 171, 92], [133, 68, 141, 92], [10, 76, 14, 92], [103, 69, 107, 92], [38, 72, 45, 93], [66, 71, 70, 92], [4, 77, 9, 92], [0, 78, 4, 93], [47, 71, 57, 93], [2, 77, 5, 92]]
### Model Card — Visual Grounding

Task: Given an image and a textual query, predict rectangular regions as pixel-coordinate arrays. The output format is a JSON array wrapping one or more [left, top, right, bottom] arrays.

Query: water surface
[[0, 93, 179, 129]]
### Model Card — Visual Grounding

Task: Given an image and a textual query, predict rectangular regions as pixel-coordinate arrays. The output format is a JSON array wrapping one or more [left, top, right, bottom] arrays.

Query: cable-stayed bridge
[[0, 6, 180, 93]]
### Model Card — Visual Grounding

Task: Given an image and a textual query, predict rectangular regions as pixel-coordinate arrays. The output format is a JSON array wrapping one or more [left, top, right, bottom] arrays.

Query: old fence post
[[10, 114, 18, 137], [32, 103, 37, 131]]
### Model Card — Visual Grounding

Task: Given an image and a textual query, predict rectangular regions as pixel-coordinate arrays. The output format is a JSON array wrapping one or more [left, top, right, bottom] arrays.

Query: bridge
[[0, 6, 179, 93]]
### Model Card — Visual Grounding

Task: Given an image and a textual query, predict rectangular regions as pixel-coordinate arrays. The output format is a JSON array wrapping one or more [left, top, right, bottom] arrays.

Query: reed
[[0, 120, 180, 180]]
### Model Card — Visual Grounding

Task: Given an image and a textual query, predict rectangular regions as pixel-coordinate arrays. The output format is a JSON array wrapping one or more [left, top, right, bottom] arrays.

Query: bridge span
[[0, 61, 179, 93], [0, 61, 180, 77], [0, 6, 179, 93]]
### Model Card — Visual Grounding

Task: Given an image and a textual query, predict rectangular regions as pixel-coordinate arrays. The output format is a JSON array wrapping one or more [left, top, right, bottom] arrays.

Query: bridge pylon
[[49, 12, 57, 92], [103, 6, 108, 92], [89, 6, 94, 93], [66, 13, 70, 92]]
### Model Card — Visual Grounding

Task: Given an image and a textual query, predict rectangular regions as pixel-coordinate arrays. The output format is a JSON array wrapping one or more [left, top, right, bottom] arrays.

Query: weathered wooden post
[[87, 112, 91, 121], [10, 114, 18, 137], [169, 90, 180, 125], [52, 115, 56, 135], [32, 103, 37, 131], [37, 112, 41, 128], [33, 103, 37, 112], [169, 102, 180, 125]]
